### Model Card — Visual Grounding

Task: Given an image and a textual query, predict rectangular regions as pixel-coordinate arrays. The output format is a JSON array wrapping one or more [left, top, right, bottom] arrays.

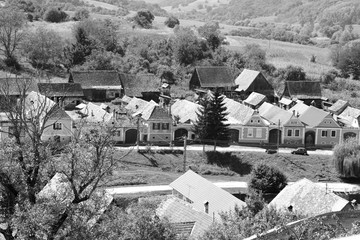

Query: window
[[331, 130, 336, 138], [250, 120, 254, 123], [257, 120, 261, 123], [162, 123, 169, 130], [256, 128, 262, 138], [321, 130, 328, 137], [247, 128, 253, 137], [295, 129, 300, 137], [153, 123, 160, 130], [53, 123, 62, 130], [287, 129, 292, 137]]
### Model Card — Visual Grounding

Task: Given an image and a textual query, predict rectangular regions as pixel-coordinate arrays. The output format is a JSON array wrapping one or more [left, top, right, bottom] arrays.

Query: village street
[[115, 144, 334, 156]]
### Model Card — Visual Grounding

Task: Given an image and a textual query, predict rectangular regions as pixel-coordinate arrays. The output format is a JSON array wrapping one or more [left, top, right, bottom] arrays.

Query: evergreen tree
[[193, 90, 230, 151], [207, 90, 230, 151]]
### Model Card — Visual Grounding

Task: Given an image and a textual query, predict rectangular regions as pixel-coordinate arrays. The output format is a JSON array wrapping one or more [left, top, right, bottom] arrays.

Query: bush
[[73, 8, 90, 21], [206, 151, 252, 175], [43, 8, 68, 23], [164, 16, 180, 28], [133, 10, 154, 29], [248, 163, 287, 194], [333, 138, 360, 179]]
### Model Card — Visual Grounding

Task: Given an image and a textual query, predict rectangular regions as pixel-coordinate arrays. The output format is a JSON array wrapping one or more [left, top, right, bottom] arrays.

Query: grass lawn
[[105, 149, 339, 187]]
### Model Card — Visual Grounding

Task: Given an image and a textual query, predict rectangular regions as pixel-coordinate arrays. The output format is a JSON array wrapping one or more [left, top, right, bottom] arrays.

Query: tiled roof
[[25, 91, 59, 121], [38, 83, 83, 97], [223, 97, 254, 125], [69, 70, 122, 89], [298, 106, 329, 127], [244, 92, 266, 107], [283, 81, 322, 99], [120, 73, 161, 97], [157, 197, 213, 238], [279, 97, 293, 106], [75, 102, 113, 122], [125, 97, 151, 113], [269, 178, 349, 217], [170, 170, 246, 219], [130, 100, 158, 121], [288, 101, 309, 116], [328, 100, 349, 115], [258, 102, 293, 125], [171, 99, 201, 124], [338, 106, 360, 127], [0, 78, 38, 95], [194, 66, 235, 88], [234, 69, 260, 91], [147, 106, 172, 121]]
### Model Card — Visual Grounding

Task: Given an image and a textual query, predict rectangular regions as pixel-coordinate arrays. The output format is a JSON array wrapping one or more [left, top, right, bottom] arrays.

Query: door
[[125, 129, 137, 144]]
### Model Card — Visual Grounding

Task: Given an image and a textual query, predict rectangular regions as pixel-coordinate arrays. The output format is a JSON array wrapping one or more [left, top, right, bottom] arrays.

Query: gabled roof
[[244, 92, 266, 107], [258, 102, 293, 125], [120, 73, 161, 97], [131, 100, 159, 121], [223, 97, 254, 125], [288, 100, 309, 116], [147, 106, 172, 121], [171, 99, 201, 124], [234, 69, 261, 91], [244, 111, 271, 126], [298, 106, 329, 127], [69, 70, 122, 89], [283, 114, 305, 127], [38, 83, 83, 97], [279, 97, 293, 106], [283, 81, 322, 99], [339, 106, 360, 119], [75, 102, 113, 122], [269, 178, 349, 217], [156, 197, 213, 238], [328, 100, 350, 115], [125, 97, 151, 113], [0, 77, 38, 95], [193, 66, 235, 88], [170, 170, 246, 219]]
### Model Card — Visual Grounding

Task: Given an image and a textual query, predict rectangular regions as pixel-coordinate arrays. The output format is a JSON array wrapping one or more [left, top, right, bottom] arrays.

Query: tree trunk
[[213, 139, 217, 152]]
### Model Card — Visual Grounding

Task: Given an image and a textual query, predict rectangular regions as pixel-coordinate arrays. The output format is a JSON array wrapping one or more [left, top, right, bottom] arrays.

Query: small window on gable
[[250, 120, 254, 123], [53, 123, 62, 130], [257, 120, 261, 123]]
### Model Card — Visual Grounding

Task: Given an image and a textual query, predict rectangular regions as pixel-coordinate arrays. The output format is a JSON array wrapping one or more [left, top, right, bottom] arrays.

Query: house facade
[[145, 106, 173, 143], [239, 112, 269, 144], [283, 115, 306, 146]]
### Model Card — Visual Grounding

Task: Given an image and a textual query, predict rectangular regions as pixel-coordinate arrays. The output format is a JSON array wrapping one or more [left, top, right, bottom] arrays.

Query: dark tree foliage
[[207, 90, 230, 150], [276, 65, 307, 81], [43, 8, 68, 23], [164, 16, 180, 28], [248, 163, 287, 194], [332, 42, 360, 80], [198, 21, 225, 51], [333, 138, 360, 179], [192, 94, 211, 149], [134, 10, 154, 29]]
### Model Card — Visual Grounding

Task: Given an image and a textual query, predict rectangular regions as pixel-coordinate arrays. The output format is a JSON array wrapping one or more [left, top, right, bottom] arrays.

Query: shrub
[[248, 163, 287, 194], [333, 138, 360, 179], [164, 16, 179, 28], [205, 151, 252, 175], [133, 10, 154, 29], [43, 8, 68, 23], [73, 8, 90, 21]]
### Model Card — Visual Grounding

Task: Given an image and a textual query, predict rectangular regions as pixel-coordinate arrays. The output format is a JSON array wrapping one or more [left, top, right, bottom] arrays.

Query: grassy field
[[225, 36, 334, 78], [105, 149, 339, 187], [83, 0, 119, 10]]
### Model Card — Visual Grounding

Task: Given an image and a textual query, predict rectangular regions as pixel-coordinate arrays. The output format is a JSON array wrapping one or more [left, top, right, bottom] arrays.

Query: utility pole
[[183, 134, 187, 172], [136, 113, 142, 152], [277, 119, 280, 150]]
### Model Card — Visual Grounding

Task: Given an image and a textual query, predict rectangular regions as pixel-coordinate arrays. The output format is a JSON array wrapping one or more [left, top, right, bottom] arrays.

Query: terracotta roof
[[157, 197, 213, 238], [258, 102, 293, 125], [171, 99, 200, 124], [234, 69, 261, 91], [120, 73, 161, 97], [244, 92, 266, 107], [69, 70, 122, 89], [193, 66, 235, 88], [38, 83, 83, 97], [223, 97, 254, 125], [288, 101, 309, 116], [328, 100, 350, 115], [298, 106, 329, 127], [0, 78, 38, 95], [147, 106, 172, 121], [269, 178, 349, 217], [170, 170, 246, 219], [283, 81, 322, 99]]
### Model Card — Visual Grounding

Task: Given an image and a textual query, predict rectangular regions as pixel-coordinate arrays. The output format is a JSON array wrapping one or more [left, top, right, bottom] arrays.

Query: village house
[[269, 178, 351, 217], [235, 69, 275, 102], [244, 92, 267, 109], [239, 111, 270, 145], [278, 97, 296, 110], [143, 106, 173, 144], [288, 100, 310, 117], [328, 99, 350, 115], [171, 99, 199, 141], [170, 170, 246, 220], [156, 197, 213, 239], [189, 66, 236, 97], [69, 70, 122, 102], [282, 114, 306, 146], [120, 73, 162, 102], [282, 81, 324, 108], [38, 82, 84, 109]]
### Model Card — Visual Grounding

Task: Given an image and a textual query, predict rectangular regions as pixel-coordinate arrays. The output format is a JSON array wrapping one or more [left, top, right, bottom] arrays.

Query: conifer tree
[[207, 90, 230, 151], [192, 94, 211, 152]]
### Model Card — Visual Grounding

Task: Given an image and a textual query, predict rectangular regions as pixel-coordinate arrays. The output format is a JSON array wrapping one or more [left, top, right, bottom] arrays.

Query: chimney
[[204, 201, 209, 214]]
